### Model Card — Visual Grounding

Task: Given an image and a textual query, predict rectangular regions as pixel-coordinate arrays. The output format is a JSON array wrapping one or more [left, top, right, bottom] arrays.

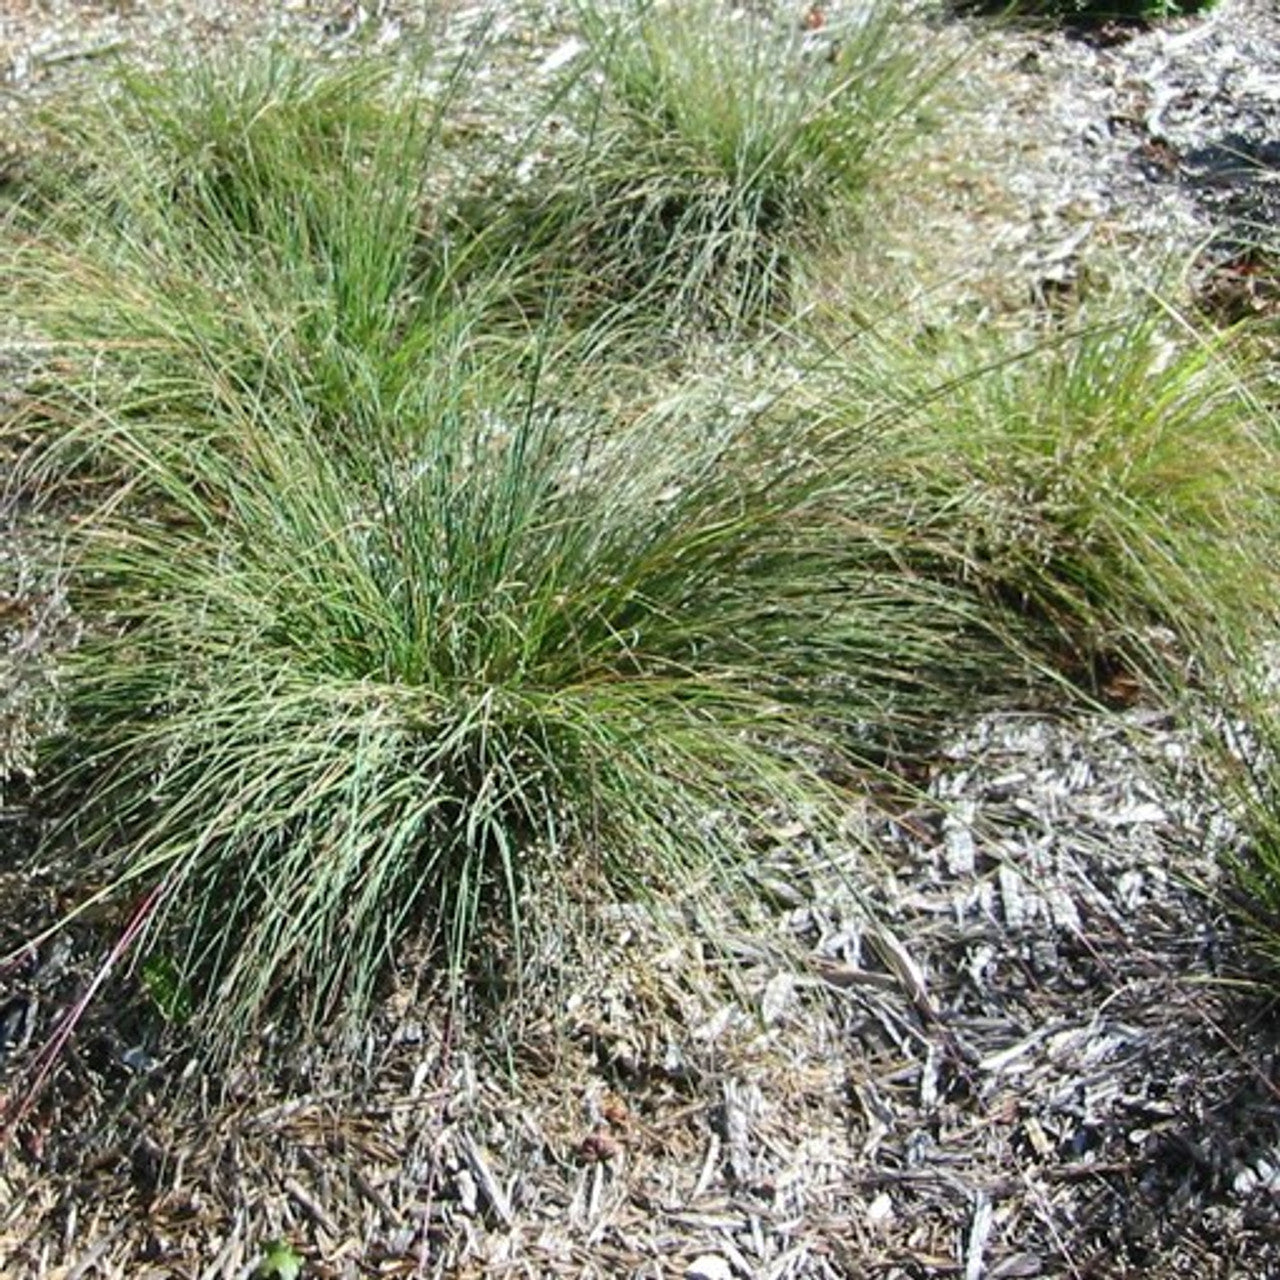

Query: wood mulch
[[2, 2, 1279, 1277]]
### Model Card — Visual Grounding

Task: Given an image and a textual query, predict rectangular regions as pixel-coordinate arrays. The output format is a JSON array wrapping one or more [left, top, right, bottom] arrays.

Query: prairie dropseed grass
[[467, 0, 951, 331], [4, 32, 1280, 1073]]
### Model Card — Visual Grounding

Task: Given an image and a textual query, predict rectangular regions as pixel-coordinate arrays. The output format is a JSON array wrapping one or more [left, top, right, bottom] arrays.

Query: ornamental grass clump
[[11, 39, 1279, 1075], [35, 353, 1017, 1060], [515, 0, 945, 327], [5, 49, 505, 486], [888, 316, 1280, 691], [3, 50, 1016, 1062]]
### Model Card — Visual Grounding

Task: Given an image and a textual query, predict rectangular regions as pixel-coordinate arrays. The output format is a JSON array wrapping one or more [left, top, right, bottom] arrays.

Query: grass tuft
[[809, 312, 1280, 693], [470, 0, 948, 330], [5, 47, 514, 486], [40, 349, 1017, 1058]]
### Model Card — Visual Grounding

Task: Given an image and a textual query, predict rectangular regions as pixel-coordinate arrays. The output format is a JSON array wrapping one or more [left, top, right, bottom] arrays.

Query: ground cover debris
[[2, 2, 1280, 1276]]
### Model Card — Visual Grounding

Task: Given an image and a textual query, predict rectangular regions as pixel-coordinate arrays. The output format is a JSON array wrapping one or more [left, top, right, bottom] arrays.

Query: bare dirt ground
[[2, 2, 1280, 1277]]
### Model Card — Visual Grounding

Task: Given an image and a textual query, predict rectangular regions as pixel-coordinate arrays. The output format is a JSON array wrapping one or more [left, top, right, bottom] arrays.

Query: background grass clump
[[874, 316, 1280, 693], [464, 0, 947, 331], [6, 49, 513, 484]]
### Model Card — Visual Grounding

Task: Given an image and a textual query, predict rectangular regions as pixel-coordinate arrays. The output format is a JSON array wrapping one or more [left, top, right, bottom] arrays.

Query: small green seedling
[[256, 1239, 303, 1280], [141, 954, 195, 1024]]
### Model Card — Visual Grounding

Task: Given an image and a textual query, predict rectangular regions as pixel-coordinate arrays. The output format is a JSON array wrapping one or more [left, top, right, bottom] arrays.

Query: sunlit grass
[[5, 35, 1280, 1072], [463, 0, 951, 331], [4, 47, 515, 486], [806, 311, 1280, 693], [0, 47, 1001, 1060], [38, 338, 1024, 1057]]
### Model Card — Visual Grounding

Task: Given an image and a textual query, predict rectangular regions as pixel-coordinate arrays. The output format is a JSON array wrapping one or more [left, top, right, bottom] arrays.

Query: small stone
[[539, 38, 584, 76], [759, 971, 794, 1026]]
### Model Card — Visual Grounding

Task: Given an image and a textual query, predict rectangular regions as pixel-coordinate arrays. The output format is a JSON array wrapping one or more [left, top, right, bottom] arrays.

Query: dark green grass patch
[[953, 0, 1215, 24]]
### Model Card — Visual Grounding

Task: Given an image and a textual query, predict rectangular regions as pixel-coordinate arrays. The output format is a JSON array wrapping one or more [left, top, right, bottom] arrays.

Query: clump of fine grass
[[36, 348, 1017, 1062], [3, 48, 1021, 1064], [811, 311, 1280, 694], [478, 0, 948, 330], [4, 47, 514, 486]]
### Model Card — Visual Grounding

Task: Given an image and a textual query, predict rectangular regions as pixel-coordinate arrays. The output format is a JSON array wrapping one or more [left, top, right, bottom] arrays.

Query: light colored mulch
[[3, 3, 1279, 1277]]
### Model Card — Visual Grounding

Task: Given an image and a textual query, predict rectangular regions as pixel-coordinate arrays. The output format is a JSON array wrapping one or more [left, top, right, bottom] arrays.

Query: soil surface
[[2, 3, 1280, 1278]]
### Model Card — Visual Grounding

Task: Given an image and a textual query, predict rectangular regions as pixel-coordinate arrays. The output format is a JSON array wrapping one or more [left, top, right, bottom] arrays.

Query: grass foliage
[[11, 50, 504, 481], [3, 36, 994, 1056], [3, 6, 1279, 1069], [895, 319, 1280, 686], [484, 0, 946, 326], [51, 358, 1011, 1051]]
